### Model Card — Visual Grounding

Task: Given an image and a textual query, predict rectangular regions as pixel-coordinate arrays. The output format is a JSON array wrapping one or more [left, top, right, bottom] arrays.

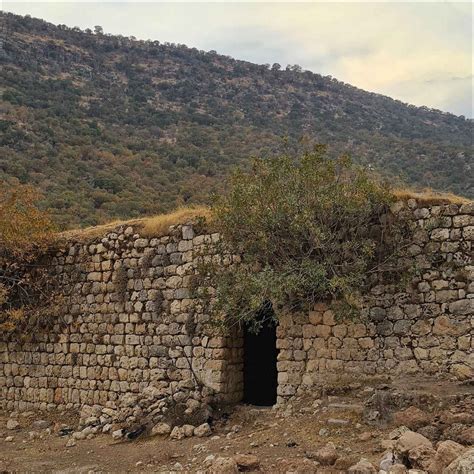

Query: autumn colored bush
[[0, 183, 58, 337]]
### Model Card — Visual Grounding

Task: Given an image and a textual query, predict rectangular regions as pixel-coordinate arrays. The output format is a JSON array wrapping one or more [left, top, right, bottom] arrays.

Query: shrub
[[0, 183, 58, 337], [202, 145, 404, 331]]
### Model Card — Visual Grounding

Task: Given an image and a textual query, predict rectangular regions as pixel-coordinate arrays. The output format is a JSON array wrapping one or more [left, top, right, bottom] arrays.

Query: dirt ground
[[0, 377, 472, 473]]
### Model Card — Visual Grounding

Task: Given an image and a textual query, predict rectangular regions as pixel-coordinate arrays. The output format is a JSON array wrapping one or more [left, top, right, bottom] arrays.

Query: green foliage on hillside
[[202, 146, 406, 329], [1, 12, 472, 229]]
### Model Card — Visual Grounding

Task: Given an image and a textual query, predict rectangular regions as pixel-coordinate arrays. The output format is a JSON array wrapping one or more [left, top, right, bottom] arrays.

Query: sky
[[4, 1, 473, 117]]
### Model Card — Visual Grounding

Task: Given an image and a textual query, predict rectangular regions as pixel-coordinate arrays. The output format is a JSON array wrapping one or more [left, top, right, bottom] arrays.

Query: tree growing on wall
[[201, 145, 405, 331]]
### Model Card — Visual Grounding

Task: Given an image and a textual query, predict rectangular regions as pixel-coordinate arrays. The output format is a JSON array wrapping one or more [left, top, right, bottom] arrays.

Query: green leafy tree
[[203, 146, 403, 331]]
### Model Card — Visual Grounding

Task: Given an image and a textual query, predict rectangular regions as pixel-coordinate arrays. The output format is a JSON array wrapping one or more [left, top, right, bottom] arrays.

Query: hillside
[[1, 13, 473, 228]]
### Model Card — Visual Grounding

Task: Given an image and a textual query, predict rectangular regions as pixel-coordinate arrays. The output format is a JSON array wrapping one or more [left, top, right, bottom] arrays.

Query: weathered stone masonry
[[0, 199, 473, 411], [0, 224, 244, 412], [276, 200, 473, 402]]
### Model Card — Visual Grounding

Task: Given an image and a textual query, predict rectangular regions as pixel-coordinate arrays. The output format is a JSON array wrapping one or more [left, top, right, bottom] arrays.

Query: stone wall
[[276, 200, 473, 402], [0, 224, 243, 412], [0, 199, 473, 411]]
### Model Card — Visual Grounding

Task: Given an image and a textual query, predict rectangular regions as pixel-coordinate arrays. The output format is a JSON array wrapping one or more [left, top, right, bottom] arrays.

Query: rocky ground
[[0, 376, 473, 473]]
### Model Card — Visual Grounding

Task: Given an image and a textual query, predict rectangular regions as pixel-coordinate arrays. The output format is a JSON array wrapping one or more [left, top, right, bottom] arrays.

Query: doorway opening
[[243, 303, 278, 406]]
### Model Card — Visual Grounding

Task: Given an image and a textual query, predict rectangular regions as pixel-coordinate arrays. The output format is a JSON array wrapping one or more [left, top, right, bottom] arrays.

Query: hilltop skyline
[[4, 1, 473, 118]]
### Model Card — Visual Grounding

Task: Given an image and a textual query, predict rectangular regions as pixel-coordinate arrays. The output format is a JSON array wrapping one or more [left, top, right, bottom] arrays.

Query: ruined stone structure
[[1, 199, 473, 412]]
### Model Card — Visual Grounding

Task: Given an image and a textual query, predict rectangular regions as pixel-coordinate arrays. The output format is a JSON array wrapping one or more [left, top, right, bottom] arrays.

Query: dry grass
[[61, 206, 211, 243], [393, 188, 471, 205], [140, 206, 212, 237], [59, 188, 471, 243]]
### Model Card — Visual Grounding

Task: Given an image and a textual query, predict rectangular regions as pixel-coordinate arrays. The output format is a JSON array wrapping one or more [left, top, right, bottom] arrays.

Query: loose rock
[[6, 420, 20, 430], [387, 464, 407, 473], [65, 438, 76, 448], [313, 442, 338, 466], [444, 447, 474, 474], [194, 423, 212, 437], [152, 422, 172, 436], [407, 444, 436, 470], [32, 420, 51, 430], [170, 426, 186, 440], [395, 430, 432, 454], [112, 429, 123, 440], [348, 458, 376, 472], [393, 406, 430, 430], [233, 454, 260, 471], [210, 456, 239, 473], [428, 440, 466, 473]]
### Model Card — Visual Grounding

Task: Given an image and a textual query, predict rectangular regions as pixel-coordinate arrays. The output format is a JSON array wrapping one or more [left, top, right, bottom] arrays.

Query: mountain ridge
[[1, 12, 472, 228]]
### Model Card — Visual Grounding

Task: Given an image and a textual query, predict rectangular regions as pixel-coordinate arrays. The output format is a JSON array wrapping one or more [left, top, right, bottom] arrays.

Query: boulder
[[6, 420, 20, 430], [348, 458, 376, 473], [210, 457, 239, 473], [65, 438, 77, 448], [417, 424, 442, 442], [379, 451, 402, 471], [407, 444, 436, 470], [151, 422, 172, 436], [395, 430, 432, 455], [388, 426, 410, 440], [444, 423, 474, 445], [444, 447, 474, 474], [393, 406, 431, 430], [313, 443, 338, 466], [440, 411, 474, 425], [233, 454, 260, 471], [358, 432, 373, 441], [428, 440, 465, 473], [333, 456, 359, 470], [182, 424, 195, 437], [458, 426, 474, 445], [388, 464, 407, 473], [170, 426, 185, 440], [194, 423, 211, 437], [112, 429, 123, 440], [32, 420, 51, 430]]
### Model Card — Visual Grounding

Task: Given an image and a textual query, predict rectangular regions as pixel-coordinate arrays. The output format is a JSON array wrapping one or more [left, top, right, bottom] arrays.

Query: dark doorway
[[243, 304, 278, 406]]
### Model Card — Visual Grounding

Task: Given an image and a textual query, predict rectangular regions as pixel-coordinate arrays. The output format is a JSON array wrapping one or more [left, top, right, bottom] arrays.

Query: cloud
[[4, 1, 473, 116]]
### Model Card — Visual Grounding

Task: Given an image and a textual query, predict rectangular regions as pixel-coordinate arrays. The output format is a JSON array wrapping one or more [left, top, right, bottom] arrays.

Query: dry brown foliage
[[0, 183, 58, 337]]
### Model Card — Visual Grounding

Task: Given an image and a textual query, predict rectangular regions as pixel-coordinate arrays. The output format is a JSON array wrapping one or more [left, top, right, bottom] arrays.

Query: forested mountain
[[1, 13, 472, 228]]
